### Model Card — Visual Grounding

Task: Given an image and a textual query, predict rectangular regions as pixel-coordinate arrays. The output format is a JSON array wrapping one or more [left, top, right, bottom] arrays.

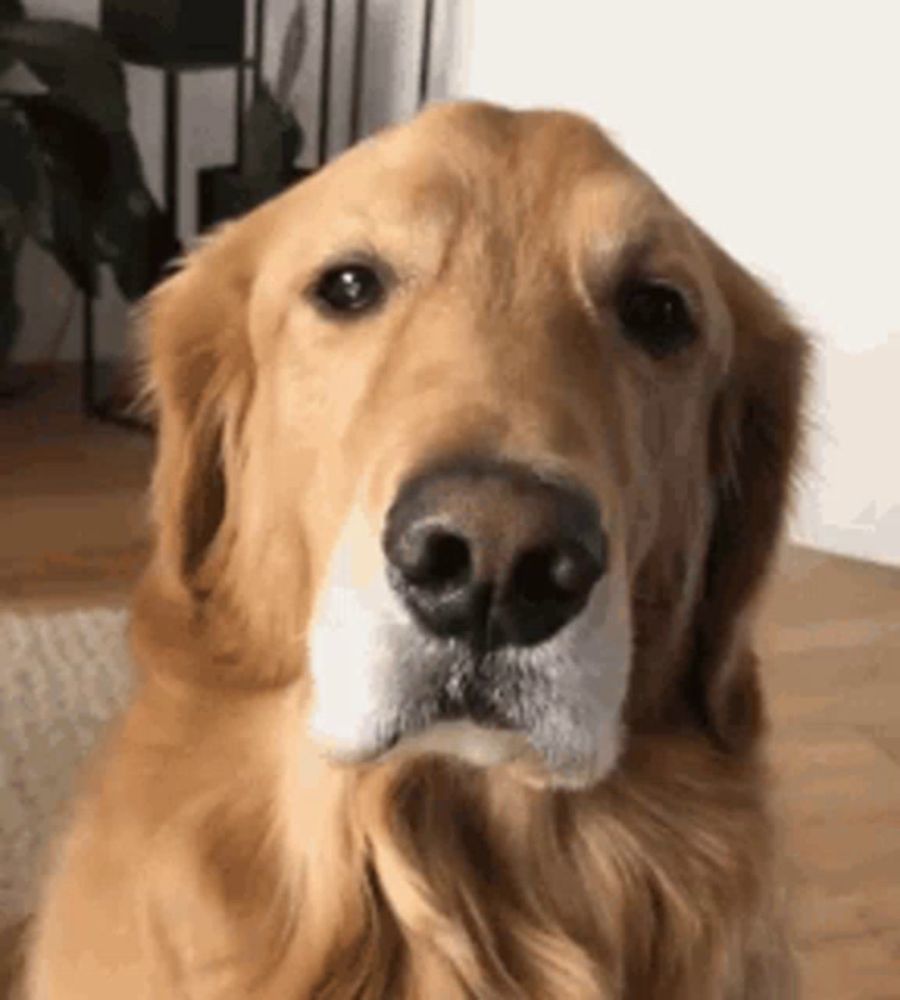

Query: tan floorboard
[[2, 368, 898, 997], [0, 370, 152, 610], [761, 547, 900, 996]]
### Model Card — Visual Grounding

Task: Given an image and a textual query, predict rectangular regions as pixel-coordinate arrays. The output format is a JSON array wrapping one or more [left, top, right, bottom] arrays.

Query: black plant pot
[[100, 0, 245, 68], [197, 164, 312, 231]]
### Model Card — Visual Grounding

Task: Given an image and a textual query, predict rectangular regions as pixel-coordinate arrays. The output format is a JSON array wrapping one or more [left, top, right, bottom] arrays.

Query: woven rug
[[0, 606, 133, 929]]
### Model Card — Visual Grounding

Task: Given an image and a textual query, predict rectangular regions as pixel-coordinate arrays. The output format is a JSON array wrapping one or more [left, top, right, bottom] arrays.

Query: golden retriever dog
[[24, 101, 808, 998]]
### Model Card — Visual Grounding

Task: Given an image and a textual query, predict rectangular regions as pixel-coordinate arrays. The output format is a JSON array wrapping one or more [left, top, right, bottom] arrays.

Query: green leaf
[[0, 58, 47, 95], [0, 0, 23, 22], [0, 236, 21, 362], [1, 16, 177, 302], [12, 103, 96, 293], [0, 19, 128, 134], [274, 0, 308, 107], [94, 133, 178, 299], [0, 0, 24, 77], [240, 83, 303, 188], [39, 156, 97, 295], [15, 95, 176, 300], [0, 106, 43, 233], [17, 99, 109, 209]]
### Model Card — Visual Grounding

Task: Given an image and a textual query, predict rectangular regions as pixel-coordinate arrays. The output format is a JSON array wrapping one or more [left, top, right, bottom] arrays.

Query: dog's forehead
[[259, 100, 702, 307], [296, 102, 668, 274], [369, 102, 651, 217], [397, 102, 631, 181]]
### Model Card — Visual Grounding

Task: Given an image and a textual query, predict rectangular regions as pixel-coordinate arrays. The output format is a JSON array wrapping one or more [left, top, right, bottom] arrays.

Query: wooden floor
[[0, 371, 152, 612], [2, 371, 899, 998]]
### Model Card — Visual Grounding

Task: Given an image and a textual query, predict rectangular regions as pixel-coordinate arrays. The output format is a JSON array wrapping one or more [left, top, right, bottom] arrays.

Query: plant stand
[[80, 55, 253, 428]]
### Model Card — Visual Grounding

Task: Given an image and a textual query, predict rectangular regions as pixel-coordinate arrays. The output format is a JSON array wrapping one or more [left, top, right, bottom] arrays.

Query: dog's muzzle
[[307, 456, 630, 786]]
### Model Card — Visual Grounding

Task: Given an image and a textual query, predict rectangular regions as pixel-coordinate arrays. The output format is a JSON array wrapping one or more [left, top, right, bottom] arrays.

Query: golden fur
[[24, 102, 808, 998]]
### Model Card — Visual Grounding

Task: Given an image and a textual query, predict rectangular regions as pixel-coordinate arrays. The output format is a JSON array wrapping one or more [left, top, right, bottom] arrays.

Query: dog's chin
[[307, 678, 625, 789], [305, 697, 528, 773], [390, 718, 624, 790], [388, 719, 528, 768], [311, 714, 621, 790]]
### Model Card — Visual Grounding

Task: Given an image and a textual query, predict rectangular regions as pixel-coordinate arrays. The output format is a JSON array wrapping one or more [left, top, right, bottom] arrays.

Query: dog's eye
[[313, 263, 384, 316], [616, 280, 697, 358]]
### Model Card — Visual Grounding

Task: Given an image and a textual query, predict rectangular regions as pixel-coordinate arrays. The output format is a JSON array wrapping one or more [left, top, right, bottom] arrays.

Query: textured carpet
[[0, 606, 132, 929]]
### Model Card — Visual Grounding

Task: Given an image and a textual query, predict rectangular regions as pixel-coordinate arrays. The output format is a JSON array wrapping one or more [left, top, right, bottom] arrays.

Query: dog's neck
[[128, 673, 779, 998]]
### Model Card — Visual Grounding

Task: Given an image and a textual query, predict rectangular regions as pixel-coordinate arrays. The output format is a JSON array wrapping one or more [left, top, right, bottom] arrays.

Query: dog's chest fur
[[163, 740, 789, 999]]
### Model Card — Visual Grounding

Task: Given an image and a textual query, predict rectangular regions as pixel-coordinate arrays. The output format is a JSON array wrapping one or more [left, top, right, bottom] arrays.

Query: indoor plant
[[197, 0, 309, 231], [0, 0, 176, 382]]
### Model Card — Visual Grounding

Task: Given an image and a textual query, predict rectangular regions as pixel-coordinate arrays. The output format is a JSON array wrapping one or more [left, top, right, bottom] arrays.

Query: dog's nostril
[[513, 548, 559, 604], [512, 543, 603, 606], [400, 528, 471, 589], [424, 531, 471, 587]]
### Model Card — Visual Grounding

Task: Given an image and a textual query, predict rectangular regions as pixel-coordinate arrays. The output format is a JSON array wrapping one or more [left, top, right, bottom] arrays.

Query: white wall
[[457, 0, 900, 567]]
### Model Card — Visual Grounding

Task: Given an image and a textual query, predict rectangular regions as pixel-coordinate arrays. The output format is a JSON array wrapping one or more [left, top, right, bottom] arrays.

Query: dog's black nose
[[383, 458, 606, 649]]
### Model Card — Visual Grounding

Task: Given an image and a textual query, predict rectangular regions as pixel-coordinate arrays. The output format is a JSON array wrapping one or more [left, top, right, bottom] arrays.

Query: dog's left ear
[[140, 222, 259, 596], [685, 244, 810, 750]]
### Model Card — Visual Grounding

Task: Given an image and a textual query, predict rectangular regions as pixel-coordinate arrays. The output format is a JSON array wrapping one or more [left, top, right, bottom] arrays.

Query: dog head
[[137, 102, 807, 788]]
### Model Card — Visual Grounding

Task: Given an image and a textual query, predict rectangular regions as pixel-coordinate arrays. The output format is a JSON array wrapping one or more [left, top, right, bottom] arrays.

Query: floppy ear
[[141, 227, 256, 595], [684, 247, 810, 750]]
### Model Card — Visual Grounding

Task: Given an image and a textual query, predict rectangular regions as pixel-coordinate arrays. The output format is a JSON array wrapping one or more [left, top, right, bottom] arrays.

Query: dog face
[[140, 103, 806, 788]]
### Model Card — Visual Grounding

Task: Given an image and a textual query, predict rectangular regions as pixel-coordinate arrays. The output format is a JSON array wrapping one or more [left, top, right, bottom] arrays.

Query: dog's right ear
[[681, 242, 809, 750], [141, 226, 256, 594]]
